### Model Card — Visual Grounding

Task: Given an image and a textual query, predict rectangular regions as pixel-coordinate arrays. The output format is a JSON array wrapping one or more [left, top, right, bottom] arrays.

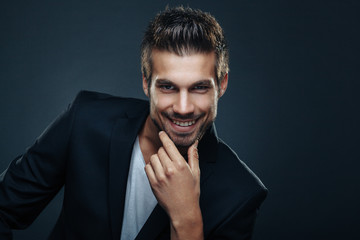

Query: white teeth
[[172, 120, 196, 127]]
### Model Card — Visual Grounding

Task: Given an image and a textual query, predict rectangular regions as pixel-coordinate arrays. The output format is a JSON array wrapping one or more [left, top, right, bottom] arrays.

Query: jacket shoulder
[[70, 90, 149, 118], [74, 90, 148, 107], [217, 139, 267, 195], [200, 138, 267, 238]]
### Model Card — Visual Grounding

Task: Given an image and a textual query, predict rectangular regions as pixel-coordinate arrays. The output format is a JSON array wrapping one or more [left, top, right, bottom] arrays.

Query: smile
[[172, 120, 196, 127]]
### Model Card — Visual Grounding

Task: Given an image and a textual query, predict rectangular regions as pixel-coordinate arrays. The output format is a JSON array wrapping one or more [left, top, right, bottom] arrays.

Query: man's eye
[[159, 85, 174, 90], [193, 86, 209, 91]]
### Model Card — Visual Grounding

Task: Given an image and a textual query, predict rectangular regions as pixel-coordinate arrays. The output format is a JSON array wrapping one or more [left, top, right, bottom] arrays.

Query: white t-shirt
[[120, 136, 158, 240]]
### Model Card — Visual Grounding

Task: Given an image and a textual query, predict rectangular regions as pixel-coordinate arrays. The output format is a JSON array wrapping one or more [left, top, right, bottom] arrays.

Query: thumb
[[188, 140, 199, 172]]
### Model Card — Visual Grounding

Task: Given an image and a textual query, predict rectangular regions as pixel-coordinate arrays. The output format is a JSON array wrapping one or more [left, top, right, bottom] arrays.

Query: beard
[[150, 110, 213, 148]]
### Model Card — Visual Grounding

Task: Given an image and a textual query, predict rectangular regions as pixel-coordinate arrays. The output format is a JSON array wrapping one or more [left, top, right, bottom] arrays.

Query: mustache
[[161, 111, 204, 120]]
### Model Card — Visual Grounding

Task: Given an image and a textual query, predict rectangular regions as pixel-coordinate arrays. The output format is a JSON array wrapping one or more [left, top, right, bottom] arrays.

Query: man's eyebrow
[[155, 79, 173, 85], [189, 80, 215, 89], [155, 79, 213, 86], [192, 80, 213, 85]]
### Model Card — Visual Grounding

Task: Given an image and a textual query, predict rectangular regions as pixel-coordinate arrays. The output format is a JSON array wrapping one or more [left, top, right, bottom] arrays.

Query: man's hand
[[145, 131, 203, 240]]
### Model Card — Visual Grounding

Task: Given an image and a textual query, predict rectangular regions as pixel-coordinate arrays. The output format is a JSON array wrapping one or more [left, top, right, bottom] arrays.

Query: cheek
[[193, 94, 217, 113], [149, 87, 158, 105], [151, 91, 173, 113]]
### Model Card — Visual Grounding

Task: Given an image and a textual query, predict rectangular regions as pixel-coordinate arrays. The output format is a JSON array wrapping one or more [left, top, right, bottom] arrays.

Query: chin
[[169, 133, 197, 148], [166, 122, 209, 148], [151, 114, 212, 148]]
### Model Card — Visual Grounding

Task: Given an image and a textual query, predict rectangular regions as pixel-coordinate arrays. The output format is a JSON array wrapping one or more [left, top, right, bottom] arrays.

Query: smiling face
[[143, 49, 228, 148]]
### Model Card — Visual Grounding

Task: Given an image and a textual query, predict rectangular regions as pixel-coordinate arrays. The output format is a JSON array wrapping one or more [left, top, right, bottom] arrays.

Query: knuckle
[[165, 167, 174, 176], [150, 156, 158, 166], [151, 180, 160, 188], [177, 161, 186, 170], [191, 149, 199, 159], [144, 164, 150, 171], [157, 175, 166, 184]]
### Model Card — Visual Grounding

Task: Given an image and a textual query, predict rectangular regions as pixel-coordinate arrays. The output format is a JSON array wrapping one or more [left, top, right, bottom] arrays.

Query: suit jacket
[[0, 91, 267, 240]]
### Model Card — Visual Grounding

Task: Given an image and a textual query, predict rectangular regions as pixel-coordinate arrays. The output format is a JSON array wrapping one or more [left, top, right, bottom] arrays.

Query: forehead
[[151, 49, 216, 86]]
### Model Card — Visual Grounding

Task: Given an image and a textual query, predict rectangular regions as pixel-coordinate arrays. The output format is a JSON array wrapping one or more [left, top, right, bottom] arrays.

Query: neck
[[138, 116, 162, 164], [178, 146, 189, 158]]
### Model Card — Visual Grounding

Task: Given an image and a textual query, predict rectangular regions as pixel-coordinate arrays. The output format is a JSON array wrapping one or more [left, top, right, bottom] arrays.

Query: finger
[[149, 154, 166, 179], [158, 147, 175, 177], [188, 140, 200, 175], [144, 163, 157, 186], [158, 131, 182, 161]]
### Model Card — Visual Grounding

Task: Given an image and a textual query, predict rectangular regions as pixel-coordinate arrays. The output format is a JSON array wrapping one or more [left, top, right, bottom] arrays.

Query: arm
[[0, 93, 79, 238], [208, 188, 267, 240], [145, 131, 203, 240]]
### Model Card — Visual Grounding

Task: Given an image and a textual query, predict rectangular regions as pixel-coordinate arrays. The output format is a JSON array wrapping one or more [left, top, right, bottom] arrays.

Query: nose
[[173, 90, 195, 115]]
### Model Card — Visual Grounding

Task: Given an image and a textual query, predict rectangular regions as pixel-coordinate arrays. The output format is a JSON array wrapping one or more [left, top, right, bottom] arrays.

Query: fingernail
[[194, 140, 199, 148]]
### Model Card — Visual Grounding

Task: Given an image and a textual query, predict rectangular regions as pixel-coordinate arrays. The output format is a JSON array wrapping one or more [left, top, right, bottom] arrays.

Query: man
[[0, 6, 267, 240]]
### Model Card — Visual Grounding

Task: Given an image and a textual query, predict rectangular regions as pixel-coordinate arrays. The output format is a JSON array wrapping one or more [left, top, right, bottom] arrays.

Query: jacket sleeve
[[208, 188, 268, 240], [0, 92, 82, 239]]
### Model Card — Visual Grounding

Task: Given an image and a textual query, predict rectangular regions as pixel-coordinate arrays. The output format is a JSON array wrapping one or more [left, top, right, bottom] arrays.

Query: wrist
[[170, 206, 203, 240]]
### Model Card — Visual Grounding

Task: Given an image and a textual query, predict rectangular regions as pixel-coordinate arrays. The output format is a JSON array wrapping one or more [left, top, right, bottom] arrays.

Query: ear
[[142, 75, 149, 97], [219, 73, 228, 98]]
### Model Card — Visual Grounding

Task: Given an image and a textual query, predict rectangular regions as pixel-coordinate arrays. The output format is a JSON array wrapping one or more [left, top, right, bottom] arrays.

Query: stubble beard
[[150, 110, 213, 149]]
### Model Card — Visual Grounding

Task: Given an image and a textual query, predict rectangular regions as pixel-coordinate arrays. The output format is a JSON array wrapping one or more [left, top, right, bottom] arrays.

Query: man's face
[[143, 49, 228, 147]]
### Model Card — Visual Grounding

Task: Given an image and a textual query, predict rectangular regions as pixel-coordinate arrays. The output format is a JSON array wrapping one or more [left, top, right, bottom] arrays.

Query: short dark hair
[[141, 6, 229, 87]]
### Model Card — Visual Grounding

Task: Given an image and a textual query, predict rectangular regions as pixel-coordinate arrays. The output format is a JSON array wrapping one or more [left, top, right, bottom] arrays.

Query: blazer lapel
[[108, 101, 149, 240], [198, 124, 219, 238], [198, 123, 218, 184]]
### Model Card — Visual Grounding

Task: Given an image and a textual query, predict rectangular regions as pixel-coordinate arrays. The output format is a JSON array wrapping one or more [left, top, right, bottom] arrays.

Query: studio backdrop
[[0, 1, 359, 239]]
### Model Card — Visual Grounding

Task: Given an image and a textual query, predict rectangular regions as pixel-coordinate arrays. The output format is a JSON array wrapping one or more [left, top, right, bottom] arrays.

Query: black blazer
[[0, 91, 267, 240]]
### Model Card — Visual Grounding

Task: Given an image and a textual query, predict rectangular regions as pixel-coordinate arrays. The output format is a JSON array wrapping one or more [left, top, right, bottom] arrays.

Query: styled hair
[[141, 6, 229, 87]]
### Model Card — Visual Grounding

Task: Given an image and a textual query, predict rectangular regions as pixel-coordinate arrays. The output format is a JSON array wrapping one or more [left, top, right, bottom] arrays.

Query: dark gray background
[[1, 0, 359, 239]]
